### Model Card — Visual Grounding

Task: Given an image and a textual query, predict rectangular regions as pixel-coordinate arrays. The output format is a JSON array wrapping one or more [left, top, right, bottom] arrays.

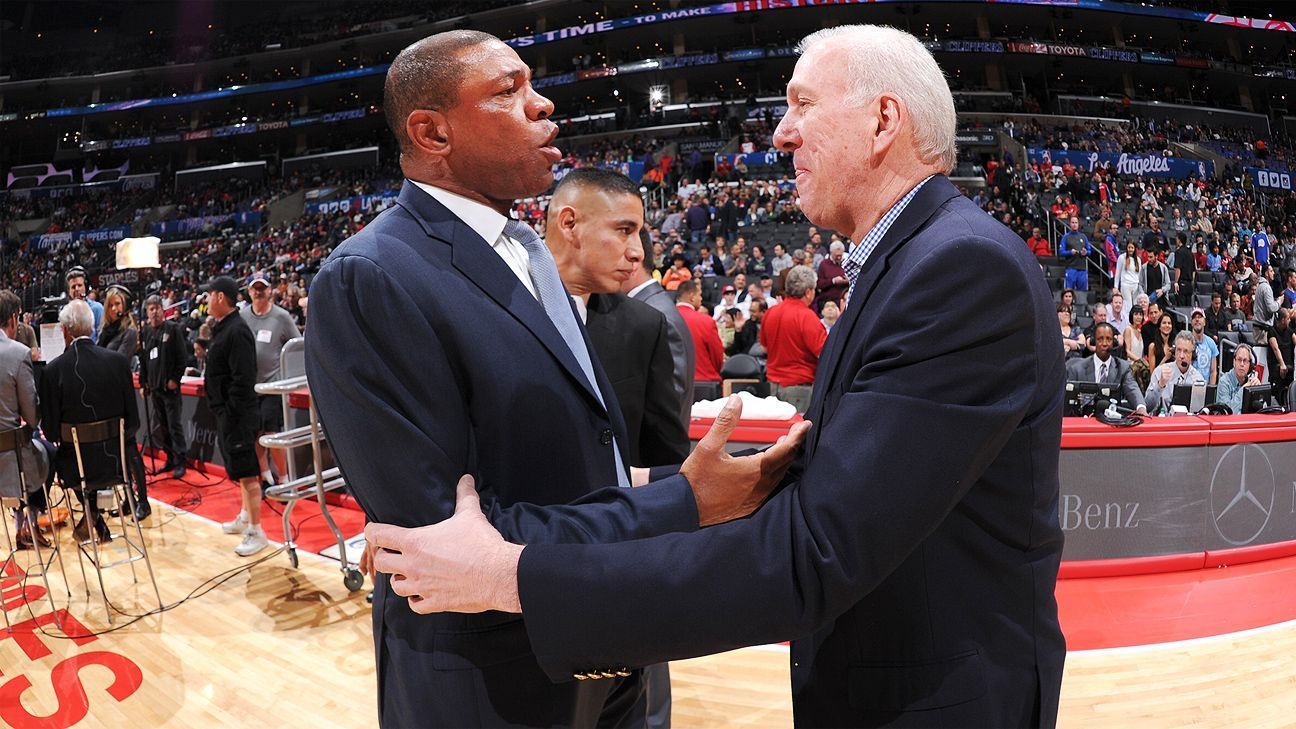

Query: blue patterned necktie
[[503, 219, 631, 489]]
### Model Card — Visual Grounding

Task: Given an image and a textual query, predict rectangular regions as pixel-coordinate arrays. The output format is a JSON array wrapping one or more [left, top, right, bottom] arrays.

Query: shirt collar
[[842, 174, 936, 284], [626, 279, 655, 298], [411, 180, 509, 248]]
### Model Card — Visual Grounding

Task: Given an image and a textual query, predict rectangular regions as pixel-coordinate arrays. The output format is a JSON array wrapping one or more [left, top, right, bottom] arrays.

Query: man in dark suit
[[306, 30, 804, 728], [373, 25, 1066, 728], [40, 300, 139, 543], [547, 168, 690, 468], [1065, 322, 1148, 415], [624, 232, 695, 425]]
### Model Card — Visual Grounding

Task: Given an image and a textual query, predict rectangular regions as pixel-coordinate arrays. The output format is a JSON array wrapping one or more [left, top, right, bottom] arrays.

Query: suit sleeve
[[305, 254, 698, 546], [17, 356, 38, 428], [517, 236, 1046, 680], [639, 314, 691, 465]]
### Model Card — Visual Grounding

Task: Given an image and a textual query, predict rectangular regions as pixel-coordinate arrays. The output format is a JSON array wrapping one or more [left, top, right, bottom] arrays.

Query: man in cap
[[240, 272, 300, 489], [203, 276, 268, 556]]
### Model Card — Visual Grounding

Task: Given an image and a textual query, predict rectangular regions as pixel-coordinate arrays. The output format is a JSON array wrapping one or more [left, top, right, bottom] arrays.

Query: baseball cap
[[201, 275, 240, 302], [1190, 307, 1205, 318], [248, 272, 271, 288], [722, 285, 736, 294]]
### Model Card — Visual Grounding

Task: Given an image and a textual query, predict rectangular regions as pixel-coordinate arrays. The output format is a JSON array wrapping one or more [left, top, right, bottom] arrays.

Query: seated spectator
[[1205, 292, 1228, 338], [1106, 291, 1128, 334], [712, 286, 739, 321], [1059, 304, 1085, 360], [1065, 322, 1147, 415], [820, 299, 841, 333], [1224, 292, 1247, 333], [1217, 343, 1261, 414], [1025, 227, 1051, 257], [1124, 305, 1146, 362], [660, 254, 693, 291], [1145, 331, 1206, 414], [727, 298, 765, 357], [1145, 312, 1176, 368], [1188, 309, 1219, 385], [760, 266, 826, 413]]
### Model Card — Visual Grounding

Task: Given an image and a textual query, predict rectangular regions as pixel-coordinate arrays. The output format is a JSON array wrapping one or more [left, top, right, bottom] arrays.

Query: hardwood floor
[[3, 504, 1295, 728]]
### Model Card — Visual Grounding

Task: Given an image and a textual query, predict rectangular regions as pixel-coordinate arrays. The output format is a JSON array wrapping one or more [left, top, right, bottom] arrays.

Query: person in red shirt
[[1025, 226, 1051, 257], [674, 279, 725, 388], [761, 265, 827, 412]]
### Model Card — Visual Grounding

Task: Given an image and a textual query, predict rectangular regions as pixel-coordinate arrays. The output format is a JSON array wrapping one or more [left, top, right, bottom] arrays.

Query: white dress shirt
[[411, 180, 538, 299]]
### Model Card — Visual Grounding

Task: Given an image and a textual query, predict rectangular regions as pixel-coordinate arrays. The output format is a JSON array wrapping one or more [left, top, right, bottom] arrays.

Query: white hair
[[59, 299, 94, 338], [829, 241, 846, 253], [796, 25, 957, 173]]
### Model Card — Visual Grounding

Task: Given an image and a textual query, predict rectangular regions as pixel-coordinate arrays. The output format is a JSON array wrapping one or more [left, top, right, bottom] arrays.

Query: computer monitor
[[1171, 383, 1217, 412], [1242, 384, 1276, 414]]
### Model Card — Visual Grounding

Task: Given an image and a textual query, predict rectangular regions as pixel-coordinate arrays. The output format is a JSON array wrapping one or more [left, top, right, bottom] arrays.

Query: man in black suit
[[40, 300, 139, 543], [374, 25, 1066, 728], [308, 30, 805, 728], [624, 233, 695, 424], [1065, 322, 1148, 415], [548, 168, 690, 468], [547, 167, 690, 729], [139, 294, 189, 480]]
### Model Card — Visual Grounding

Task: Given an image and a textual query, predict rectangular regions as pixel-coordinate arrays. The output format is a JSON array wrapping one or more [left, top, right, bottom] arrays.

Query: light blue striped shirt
[[842, 175, 935, 301]]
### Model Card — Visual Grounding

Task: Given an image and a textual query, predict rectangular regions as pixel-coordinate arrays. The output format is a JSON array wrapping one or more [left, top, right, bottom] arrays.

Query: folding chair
[[0, 426, 67, 632], [62, 418, 162, 624]]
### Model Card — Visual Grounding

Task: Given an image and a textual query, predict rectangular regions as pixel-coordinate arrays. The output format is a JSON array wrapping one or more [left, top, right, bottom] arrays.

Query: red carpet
[[142, 456, 365, 556]]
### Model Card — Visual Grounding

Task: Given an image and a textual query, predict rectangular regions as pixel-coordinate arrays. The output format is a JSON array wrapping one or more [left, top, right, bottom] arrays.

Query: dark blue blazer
[[305, 181, 699, 727], [517, 176, 1068, 728]]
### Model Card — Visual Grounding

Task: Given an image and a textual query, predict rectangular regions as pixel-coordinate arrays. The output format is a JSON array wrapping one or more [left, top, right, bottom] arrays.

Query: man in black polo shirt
[[1171, 234, 1197, 306], [202, 276, 267, 557]]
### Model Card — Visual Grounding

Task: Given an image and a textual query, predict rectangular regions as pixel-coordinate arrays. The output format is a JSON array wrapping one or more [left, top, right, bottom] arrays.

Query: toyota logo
[[1209, 443, 1276, 546]]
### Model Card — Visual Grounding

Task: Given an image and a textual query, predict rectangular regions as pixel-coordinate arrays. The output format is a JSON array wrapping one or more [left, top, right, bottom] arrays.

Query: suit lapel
[[804, 176, 963, 440], [395, 182, 605, 411]]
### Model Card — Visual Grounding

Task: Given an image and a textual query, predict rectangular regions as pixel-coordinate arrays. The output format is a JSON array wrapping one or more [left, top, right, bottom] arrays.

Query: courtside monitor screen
[[1242, 384, 1275, 414]]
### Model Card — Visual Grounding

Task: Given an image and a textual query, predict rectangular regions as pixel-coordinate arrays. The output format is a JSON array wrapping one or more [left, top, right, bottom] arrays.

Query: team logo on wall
[[1209, 443, 1276, 546]]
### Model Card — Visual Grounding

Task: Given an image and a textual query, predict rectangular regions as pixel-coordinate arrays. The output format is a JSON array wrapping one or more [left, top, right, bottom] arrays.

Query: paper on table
[[690, 390, 798, 421]]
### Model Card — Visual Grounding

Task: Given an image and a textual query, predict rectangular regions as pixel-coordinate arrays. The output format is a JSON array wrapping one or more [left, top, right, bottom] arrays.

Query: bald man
[[306, 30, 804, 728]]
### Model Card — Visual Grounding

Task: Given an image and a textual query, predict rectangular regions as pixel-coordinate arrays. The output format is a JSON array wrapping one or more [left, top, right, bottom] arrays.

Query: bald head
[[384, 30, 498, 154]]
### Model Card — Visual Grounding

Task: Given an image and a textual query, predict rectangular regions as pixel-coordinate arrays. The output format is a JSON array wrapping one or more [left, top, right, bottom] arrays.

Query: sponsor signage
[[1140, 51, 1176, 64], [1088, 47, 1139, 63], [723, 48, 766, 62], [942, 40, 1006, 53], [304, 190, 398, 215], [956, 130, 999, 145], [1248, 166, 1294, 191], [1058, 438, 1296, 560], [1006, 41, 1049, 55], [31, 225, 130, 250], [1028, 148, 1213, 179]]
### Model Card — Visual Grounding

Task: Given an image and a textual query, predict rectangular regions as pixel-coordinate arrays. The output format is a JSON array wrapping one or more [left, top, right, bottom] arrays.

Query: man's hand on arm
[[367, 475, 523, 614], [681, 395, 811, 527]]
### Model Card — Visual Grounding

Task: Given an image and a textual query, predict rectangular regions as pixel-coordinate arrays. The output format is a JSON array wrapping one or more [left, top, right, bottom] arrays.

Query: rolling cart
[[255, 338, 363, 592]]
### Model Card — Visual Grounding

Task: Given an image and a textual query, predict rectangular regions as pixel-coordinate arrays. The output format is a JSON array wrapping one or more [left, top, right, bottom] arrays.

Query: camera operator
[[140, 295, 189, 480], [203, 276, 268, 557]]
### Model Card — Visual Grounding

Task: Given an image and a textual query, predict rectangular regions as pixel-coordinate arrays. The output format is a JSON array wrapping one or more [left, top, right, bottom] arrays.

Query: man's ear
[[407, 109, 452, 158]]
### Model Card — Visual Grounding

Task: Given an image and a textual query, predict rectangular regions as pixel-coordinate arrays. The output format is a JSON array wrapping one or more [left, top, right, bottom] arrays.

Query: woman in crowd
[[1059, 288, 1076, 314], [1145, 312, 1176, 367], [98, 285, 139, 365], [660, 254, 692, 291], [1124, 304, 1146, 361], [1116, 240, 1142, 304], [1059, 303, 1085, 359], [1217, 343, 1261, 414]]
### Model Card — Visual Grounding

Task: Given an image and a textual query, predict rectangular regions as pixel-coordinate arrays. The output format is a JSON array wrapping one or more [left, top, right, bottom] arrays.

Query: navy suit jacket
[[517, 176, 1067, 727], [305, 181, 699, 727]]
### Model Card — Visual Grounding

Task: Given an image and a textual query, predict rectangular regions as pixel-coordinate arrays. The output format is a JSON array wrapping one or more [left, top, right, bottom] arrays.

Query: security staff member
[[202, 276, 268, 557], [139, 295, 189, 479]]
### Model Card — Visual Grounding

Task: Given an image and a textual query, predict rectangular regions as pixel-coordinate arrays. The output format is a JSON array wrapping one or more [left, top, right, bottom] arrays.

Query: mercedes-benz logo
[[1209, 443, 1276, 546]]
